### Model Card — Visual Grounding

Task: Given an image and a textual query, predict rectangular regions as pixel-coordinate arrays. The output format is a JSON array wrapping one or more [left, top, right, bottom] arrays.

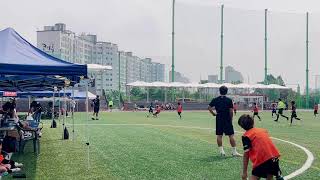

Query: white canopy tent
[[126, 81, 291, 103], [126, 81, 290, 90]]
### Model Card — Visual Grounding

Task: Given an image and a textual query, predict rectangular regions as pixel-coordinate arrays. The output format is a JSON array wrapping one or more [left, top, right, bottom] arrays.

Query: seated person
[[0, 140, 23, 174], [1, 98, 16, 119]]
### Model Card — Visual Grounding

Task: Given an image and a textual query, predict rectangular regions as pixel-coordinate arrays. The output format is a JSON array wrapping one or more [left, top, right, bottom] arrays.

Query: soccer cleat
[[14, 162, 23, 168], [232, 152, 242, 157], [276, 176, 284, 180], [220, 152, 226, 156], [11, 168, 21, 173]]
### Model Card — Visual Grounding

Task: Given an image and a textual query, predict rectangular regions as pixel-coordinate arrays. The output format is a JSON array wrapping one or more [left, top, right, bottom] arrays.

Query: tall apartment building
[[208, 75, 218, 83], [225, 66, 244, 84], [125, 52, 141, 84], [37, 23, 165, 95], [169, 71, 190, 83]]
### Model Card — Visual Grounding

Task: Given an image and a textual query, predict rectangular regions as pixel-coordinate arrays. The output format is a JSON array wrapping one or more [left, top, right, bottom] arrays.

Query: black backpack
[[64, 127, 69, 140], [50, 119, 57, 128]]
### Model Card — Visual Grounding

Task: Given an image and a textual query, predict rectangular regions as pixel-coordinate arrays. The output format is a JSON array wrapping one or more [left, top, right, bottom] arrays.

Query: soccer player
[[290, 101, 301, 126], [252, 103, 261, 121], [271, 103, 277, 118], [233, 102, 238, 115], [208, 86, 241, 157], [146, 103, 154, 117], [238, 115, 283, 180], [153, 105, 161, 117], [177, 102, 183, 119], [274, 98, 289, 122], [92, 95, 100, 120], [108, 100, 113, 112], [314, 103, 318, 117]]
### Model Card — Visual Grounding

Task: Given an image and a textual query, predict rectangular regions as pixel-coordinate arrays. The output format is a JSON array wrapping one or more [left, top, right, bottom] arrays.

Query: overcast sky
[[1, 0, 320, 90]]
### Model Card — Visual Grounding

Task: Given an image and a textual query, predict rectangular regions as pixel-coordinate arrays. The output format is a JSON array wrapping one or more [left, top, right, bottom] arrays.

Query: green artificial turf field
[[5, 111, 320, 180]]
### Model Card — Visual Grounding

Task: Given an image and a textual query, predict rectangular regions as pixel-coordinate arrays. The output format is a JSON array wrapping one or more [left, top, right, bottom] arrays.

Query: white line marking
[[70, 123, 314, 179]]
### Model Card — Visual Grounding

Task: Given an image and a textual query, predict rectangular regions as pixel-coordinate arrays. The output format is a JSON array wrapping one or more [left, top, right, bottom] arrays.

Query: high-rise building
[[151, 63, 165, 82], [95, 42, 119, 90], [208, 75, 218, 83], [37, 23, 165, 95], [225, 66, 244, 83], [169, 71, 190, 83], [125, 52, 141, 84]]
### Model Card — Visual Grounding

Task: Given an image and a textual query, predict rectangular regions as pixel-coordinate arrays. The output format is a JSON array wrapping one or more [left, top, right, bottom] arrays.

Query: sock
[[232, 147, 237, 154], [219, 146, 225, 154]]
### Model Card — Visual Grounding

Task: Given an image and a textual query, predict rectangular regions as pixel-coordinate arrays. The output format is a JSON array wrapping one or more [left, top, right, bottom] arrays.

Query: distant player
[[92, 95, 100, 120], [274, 98, 289, 122], [290, 101, 301, 126], [238, 115, 283, 180], [177, 102, 183, 119], [271, 103, 277, 118], [108, 100, 113, 112], [147, 103, 154, 117], [233, 102, 238, 115], [252, 103, 261, 121], [153, 105, 161, 117], [314, 103, 318, 117]]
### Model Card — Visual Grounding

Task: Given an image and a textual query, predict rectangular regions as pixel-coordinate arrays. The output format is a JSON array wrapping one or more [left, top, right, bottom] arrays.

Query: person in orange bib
[[238, 114, 283, 180]]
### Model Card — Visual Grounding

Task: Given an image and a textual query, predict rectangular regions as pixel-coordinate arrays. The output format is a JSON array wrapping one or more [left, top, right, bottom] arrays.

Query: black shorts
[[253, 112, 259, 116], [94, 107, 99, 113], [291, 112, 297, 118], [272, 110, 276, 113], [216, 118, 234, 136], [178, 112, 181, 115], [314, 110, 318, 114], [234, 110, 237, 113], [278, 109, 284, 115], [149, 109, 153, 113], [252, 158, 281, 178], [109, 105, 113, 108]]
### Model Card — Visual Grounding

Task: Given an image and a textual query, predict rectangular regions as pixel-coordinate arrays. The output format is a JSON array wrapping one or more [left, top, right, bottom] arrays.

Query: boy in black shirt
[[208, 86, 241, 157], [92, 95, 100, 120], [290, 101, 301, 126]]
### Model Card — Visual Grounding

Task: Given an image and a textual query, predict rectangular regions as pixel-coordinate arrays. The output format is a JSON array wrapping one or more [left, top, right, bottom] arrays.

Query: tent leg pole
[[58, 90, 61, 121], [52, 89, 55, 126], [63, 87, 67, 140], [72, 86, 75, 141], [28, 96, 31, 110], [86, 80, 90, 170]]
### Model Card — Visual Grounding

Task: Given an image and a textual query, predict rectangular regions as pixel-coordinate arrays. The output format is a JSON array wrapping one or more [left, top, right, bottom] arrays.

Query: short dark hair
[[291, 101, 295, 105], [238, 114, 254, 131], [278, 98, 282, 101], [178, 102, 181, 105], [219, 86, 228, 95], [253, 102, 256, 105]]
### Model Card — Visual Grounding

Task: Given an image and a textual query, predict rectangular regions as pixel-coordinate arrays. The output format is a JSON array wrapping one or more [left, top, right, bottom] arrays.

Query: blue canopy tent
[[0, 27, 90, 146], [0, 28, 87, 91]]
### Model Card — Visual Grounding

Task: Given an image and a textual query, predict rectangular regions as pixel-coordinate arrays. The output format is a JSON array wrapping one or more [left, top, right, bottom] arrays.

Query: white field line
[[71, 123, 314, 179]]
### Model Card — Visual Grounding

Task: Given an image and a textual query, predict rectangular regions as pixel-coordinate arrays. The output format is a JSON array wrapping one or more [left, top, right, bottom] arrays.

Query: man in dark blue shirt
[[208, 86, 241, 157]]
